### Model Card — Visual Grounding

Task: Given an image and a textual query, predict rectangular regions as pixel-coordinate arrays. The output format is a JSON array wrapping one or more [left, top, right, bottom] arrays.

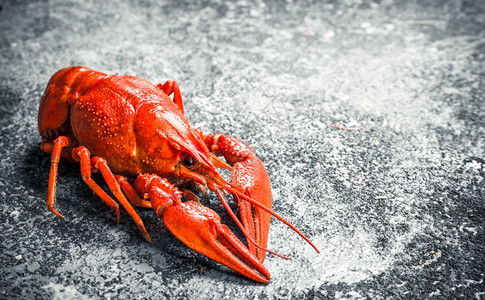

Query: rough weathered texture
[[1, 0, 484, 299]]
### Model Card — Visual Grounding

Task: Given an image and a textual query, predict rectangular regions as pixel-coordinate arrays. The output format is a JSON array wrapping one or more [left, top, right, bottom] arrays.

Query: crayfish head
[[133, 101, 232, 192]]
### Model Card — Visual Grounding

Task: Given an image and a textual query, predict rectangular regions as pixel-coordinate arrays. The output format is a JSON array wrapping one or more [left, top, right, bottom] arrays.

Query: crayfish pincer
[[38, 66, 319, 283]]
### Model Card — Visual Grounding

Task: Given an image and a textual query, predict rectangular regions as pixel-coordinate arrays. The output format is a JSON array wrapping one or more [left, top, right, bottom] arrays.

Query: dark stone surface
[[0, 0, 484, 299]]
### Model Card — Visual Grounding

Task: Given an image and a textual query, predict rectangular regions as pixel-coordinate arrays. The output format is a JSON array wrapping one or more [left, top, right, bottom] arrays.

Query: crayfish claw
[[162, 201, 270, 283], [204, 133, 273, 262]]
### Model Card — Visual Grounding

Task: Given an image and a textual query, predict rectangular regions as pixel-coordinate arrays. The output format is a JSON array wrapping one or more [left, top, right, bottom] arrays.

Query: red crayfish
[[38, 66, 319, 283]]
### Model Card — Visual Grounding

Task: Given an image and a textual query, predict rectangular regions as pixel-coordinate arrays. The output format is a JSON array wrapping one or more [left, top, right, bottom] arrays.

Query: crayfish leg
[[42, 136, 70, 218], [72, 146, 151, 242], [115, 175, 153, 209], [157, 80, 184, 114]]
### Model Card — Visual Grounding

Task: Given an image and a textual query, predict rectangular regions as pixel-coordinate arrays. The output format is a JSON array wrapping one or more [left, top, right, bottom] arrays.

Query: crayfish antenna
[[214, 178, 320, 254], [215, 189, 292, 260]]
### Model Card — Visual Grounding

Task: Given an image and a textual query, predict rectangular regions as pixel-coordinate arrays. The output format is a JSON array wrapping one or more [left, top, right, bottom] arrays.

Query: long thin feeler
[[213, 177, 320, 254], [215, 189, 291, 260]]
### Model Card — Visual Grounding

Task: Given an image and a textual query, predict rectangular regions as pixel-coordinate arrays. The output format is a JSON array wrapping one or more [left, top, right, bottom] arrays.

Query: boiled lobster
[[38, 66, 318, 283]]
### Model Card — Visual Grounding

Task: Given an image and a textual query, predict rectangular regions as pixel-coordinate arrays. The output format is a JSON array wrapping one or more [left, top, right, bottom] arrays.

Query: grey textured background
[[1, 0, 484, 299]]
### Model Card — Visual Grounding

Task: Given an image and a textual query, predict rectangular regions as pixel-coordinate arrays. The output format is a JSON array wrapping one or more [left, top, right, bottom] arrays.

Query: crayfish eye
[[183, 156, 195, 167]]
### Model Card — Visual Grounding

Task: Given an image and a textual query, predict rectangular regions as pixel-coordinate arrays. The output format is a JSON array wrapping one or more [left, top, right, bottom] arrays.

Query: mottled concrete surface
[[1, 0, 484, 299]]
